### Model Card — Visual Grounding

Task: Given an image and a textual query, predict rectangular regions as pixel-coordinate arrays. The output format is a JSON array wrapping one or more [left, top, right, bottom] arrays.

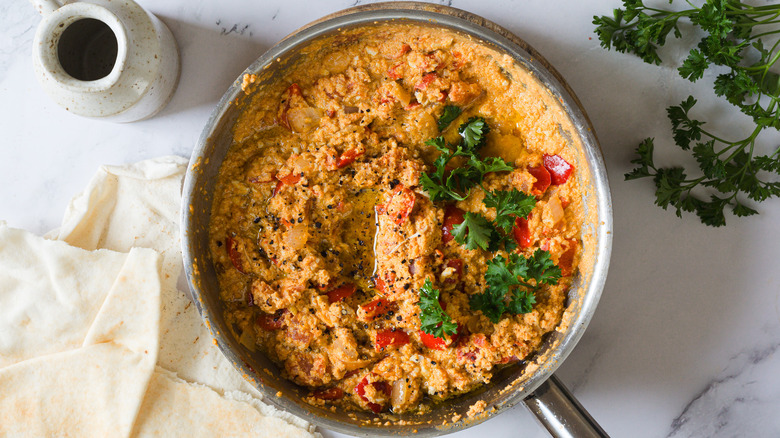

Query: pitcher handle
[[29, 0, 67, 16], [523, 374, 610, 438]]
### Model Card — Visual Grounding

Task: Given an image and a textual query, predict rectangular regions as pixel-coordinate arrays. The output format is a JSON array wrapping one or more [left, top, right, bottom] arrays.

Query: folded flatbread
[[0, 157, 319, 437]]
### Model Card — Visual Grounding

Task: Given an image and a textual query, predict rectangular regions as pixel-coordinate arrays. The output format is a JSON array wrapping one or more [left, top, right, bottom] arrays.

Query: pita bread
[[0, 239, 161, 437], [48, 156, 262, 398]]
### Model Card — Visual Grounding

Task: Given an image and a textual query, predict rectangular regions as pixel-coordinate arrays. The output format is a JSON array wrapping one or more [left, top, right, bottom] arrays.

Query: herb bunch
[[594, 0, 780, 226]]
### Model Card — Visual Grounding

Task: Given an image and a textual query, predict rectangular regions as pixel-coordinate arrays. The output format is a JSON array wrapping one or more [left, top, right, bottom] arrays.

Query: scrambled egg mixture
[[209, 25, 584, 414]]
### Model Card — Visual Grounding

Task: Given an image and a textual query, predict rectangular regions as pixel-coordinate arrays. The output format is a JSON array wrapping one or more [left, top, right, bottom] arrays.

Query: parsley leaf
[[437, 105, 462, 131], [470, 250, 561, 323], [595, 1, 780, 226], [483, 189, 537, 233], [459, 116, 489, 152], [451, 212, 494, 250], [418, 278, 458, 338], [507, 290, 536, 315]]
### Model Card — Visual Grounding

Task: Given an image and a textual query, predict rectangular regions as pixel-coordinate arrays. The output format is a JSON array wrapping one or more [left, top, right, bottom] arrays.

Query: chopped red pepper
[[225, 236, 245, 274], [558, 239, 578, 276], [278, 83, 303, 130], [374, 276, 386, 294], [386, 63, 404, 80], [312, 387, 344, 400], [543, 154, 574, 185], [419, 323, 461, 350], [419, 330, 448, 350], [327, 283, 356, 304], [512, 215, 533, 249], [272, 173, 302, 196], [415, 72, 437, 90], [256, 309, 287, 331], [278, 173, 302, 185], [355, 376, 391, 414], [441, 205, 465, 244], [336, 148, 364, 168], [375, 329, 410, 351], [359, 298, 394, 321], [377, 184, 416, 225], [528, 165, 551, 195]]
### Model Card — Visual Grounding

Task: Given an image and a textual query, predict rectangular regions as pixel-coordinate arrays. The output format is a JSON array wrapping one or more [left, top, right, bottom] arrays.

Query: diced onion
[[285, 223, 309, 250], [287, 107, 323, 133]]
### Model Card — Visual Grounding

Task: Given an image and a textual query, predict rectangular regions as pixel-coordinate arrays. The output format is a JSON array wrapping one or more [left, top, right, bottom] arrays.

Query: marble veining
[[2, 1, 780, 437], [668, 326, 780, 437]]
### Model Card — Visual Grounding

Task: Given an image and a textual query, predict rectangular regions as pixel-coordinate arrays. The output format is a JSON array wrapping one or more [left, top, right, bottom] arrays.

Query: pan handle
[[523, 374, 610, 438]]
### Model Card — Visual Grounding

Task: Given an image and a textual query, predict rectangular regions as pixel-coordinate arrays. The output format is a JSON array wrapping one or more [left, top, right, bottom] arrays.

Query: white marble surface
[[2, 0, 780, 437]]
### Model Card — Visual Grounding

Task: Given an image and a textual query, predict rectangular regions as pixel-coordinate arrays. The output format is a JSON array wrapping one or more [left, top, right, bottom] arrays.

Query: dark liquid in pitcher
[[58, 18, 118, 81]]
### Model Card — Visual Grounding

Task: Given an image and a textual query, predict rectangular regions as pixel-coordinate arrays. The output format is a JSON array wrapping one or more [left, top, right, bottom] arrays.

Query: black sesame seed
[[297, 217, 303, 223], [216, 241, 223, 247], [253, 217, 261, 224], [314, 222, 322, 229]]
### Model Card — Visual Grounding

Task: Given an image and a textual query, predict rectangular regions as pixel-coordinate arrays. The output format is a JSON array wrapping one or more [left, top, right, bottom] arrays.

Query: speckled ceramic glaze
[[31, 0, 180, 122]]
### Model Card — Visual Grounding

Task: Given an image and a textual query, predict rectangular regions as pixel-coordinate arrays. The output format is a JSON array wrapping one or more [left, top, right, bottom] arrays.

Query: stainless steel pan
[[181, 3, 613, 436]]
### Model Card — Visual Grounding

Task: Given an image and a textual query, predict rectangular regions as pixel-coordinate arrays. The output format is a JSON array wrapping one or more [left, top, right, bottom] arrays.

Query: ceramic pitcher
[[30, 0, 180, 122]]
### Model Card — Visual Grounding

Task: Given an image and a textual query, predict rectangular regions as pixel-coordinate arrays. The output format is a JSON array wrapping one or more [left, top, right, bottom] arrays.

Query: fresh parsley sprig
[[437, 105, 462, 131], [450, 190, 534, 252], [451, 212, 497, 251], [626, 96, 778, 225], [483, 189, 537, 233], [418, 278, 458, 337], [470, 250, 562, 324], [594, 0, 780, 226], [420, 116, 512, 202]]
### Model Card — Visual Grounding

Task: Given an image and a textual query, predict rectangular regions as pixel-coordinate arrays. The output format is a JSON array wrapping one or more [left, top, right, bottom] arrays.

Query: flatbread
[[0, 238, 161, 437], [133, 369, 316, 438], [0, 224, 147, 367], [48, 156, 262, 398]]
